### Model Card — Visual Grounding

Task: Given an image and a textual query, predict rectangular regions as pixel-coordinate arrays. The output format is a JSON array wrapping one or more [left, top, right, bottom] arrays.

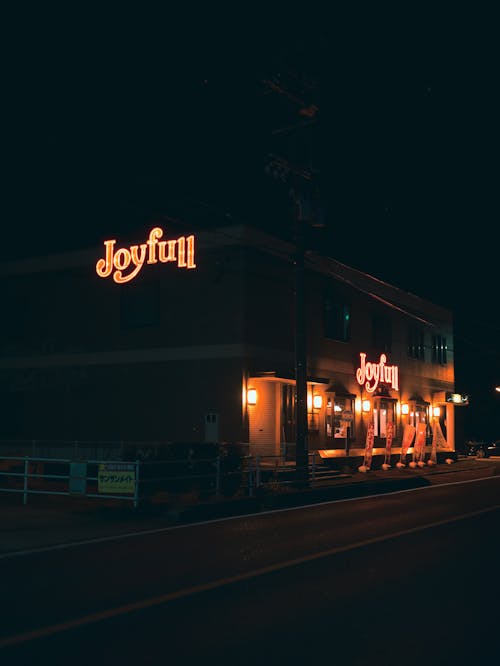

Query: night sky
[[3, 13, 499, 440]]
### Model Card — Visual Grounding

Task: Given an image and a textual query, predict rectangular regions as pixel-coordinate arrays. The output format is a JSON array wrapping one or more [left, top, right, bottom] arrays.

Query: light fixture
[[313, 395, 323, 410], [362, 400, 371, 413], [433, 406, 441, 417], [247, 388, 257, 405], [401, 403, 409, 415]]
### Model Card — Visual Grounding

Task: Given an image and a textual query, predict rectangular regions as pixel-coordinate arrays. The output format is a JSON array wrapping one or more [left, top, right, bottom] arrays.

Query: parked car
[[466, 439, 500, 458]]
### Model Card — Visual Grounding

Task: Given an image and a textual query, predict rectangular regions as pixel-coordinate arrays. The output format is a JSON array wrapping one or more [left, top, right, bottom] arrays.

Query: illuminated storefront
[[0, 224, 461, 465]]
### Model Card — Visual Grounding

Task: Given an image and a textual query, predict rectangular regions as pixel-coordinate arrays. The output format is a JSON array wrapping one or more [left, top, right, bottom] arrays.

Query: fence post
[[133, 459, 140, 509], [215, 456, 221, 497], [255, 454, 261, 489], [311, 452, 316, 482], [23, 457, 29, 505]]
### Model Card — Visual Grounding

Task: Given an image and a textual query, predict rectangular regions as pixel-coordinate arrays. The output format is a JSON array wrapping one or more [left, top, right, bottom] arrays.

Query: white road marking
[[1, 502, 498, 648], [1, 473, 498, 561]]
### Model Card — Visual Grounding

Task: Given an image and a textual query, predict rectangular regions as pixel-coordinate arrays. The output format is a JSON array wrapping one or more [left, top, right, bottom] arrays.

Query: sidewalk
[[1, 457, 498, 556]]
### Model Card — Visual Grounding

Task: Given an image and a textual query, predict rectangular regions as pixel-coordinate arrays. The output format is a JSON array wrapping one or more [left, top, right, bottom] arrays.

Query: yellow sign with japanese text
[[98, 463, 136, 494]]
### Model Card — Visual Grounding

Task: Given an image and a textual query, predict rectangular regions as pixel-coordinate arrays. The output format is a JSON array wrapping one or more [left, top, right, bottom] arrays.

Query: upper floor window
[[324, 292, 351, 342], [408, 326, 425, 360], [432, 335, 448, 365], [372, 314, 392, 353]]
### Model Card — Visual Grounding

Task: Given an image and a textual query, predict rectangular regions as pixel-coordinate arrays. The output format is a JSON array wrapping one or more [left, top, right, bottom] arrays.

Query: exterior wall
[[247, 379, 280, 457], [0, 224, 459, 459], [0, 357, 246, 443]]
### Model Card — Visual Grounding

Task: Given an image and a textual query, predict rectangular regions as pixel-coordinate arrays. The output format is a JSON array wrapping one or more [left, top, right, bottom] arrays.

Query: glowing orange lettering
[[96, 228, 197, 283], [355, 352, 399, 394]]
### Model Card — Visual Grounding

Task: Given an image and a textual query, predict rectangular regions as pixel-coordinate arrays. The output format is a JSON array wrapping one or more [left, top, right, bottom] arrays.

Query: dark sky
[[3, 12, 499, 439]]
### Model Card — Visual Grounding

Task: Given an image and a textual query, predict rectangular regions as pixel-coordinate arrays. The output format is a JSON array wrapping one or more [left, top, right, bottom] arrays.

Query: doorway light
[[247, 388, 257, 405], [313, 395, 323, 410]]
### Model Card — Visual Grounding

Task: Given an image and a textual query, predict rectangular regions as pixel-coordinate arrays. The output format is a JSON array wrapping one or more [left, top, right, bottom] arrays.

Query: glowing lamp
[[247, 388, 257, 406], [313, 395, 323, 410], [433, 406, 441, 417], [401, 403, 409, 415], [362, 400, 371, 413]]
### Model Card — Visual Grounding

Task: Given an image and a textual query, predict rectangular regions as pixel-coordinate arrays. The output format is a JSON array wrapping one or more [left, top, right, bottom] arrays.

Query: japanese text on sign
[[98, 463, 136, 494]]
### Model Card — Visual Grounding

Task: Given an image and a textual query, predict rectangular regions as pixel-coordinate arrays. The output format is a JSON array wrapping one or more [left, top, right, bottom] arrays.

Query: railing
[[0, 456, 142, 507], [0, 450, 342, 507]]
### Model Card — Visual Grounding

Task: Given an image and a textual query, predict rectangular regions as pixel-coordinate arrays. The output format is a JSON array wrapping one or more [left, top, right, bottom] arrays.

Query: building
[[0, 224, 464, 466]]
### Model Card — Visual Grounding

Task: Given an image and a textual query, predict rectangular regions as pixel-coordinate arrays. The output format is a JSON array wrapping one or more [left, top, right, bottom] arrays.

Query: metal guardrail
[[0, 451, 339, 507], [0, 456, 142, 507]]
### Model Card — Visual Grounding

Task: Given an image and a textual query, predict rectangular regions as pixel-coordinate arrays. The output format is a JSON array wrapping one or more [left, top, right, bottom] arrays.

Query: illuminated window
[[406, 400, 431, 441], [372, 399, 397, 438], [326, 395, 355, 442]]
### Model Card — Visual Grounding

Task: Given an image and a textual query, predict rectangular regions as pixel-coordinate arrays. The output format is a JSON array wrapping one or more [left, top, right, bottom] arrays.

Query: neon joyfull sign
[[95, 227, 196, 283], [355, 352, 399, 394]]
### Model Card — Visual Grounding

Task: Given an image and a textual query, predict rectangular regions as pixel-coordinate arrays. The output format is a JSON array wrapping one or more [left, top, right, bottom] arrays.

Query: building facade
[[0, 224, 461, 465]]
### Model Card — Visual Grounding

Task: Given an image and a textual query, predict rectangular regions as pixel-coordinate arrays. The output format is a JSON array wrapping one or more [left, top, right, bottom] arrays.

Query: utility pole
[[262, 71, 321, 487], [265, 154, 316, 486], [292, 187, 309, 486]]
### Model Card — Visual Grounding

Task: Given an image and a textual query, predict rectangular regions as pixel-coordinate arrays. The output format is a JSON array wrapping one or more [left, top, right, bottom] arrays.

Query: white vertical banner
[[382, 421, 394, 469], [410, 422, 427, 468], [397, 424, 415, 468], [359, 422, 375, 472], [430, 419, 450, 463]]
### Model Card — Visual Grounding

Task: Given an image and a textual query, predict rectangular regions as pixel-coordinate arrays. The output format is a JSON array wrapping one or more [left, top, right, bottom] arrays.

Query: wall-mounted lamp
[[362, 399, 371, 413], [313, 395, 323, 410], [401, 403, 409, 415], [247, 388, 257, 406], [433, 406, 441, 417]]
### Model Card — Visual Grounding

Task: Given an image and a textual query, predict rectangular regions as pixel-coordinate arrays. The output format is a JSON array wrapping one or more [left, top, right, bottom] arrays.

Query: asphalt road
[[1, 471, 499, 665]]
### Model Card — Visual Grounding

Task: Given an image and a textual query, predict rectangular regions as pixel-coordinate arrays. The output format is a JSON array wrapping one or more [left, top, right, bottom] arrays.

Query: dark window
[[408, 326, 425, 360], [372, 314, 392, 353], [324, 292, 351, 342], [120, 280, 160, 330], [432, 335, 447, 365]]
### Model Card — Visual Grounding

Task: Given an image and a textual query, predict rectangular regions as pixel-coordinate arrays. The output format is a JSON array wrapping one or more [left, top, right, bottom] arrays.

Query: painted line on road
[[1, 502, 499, 649], [1, 473, 499, 561]]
